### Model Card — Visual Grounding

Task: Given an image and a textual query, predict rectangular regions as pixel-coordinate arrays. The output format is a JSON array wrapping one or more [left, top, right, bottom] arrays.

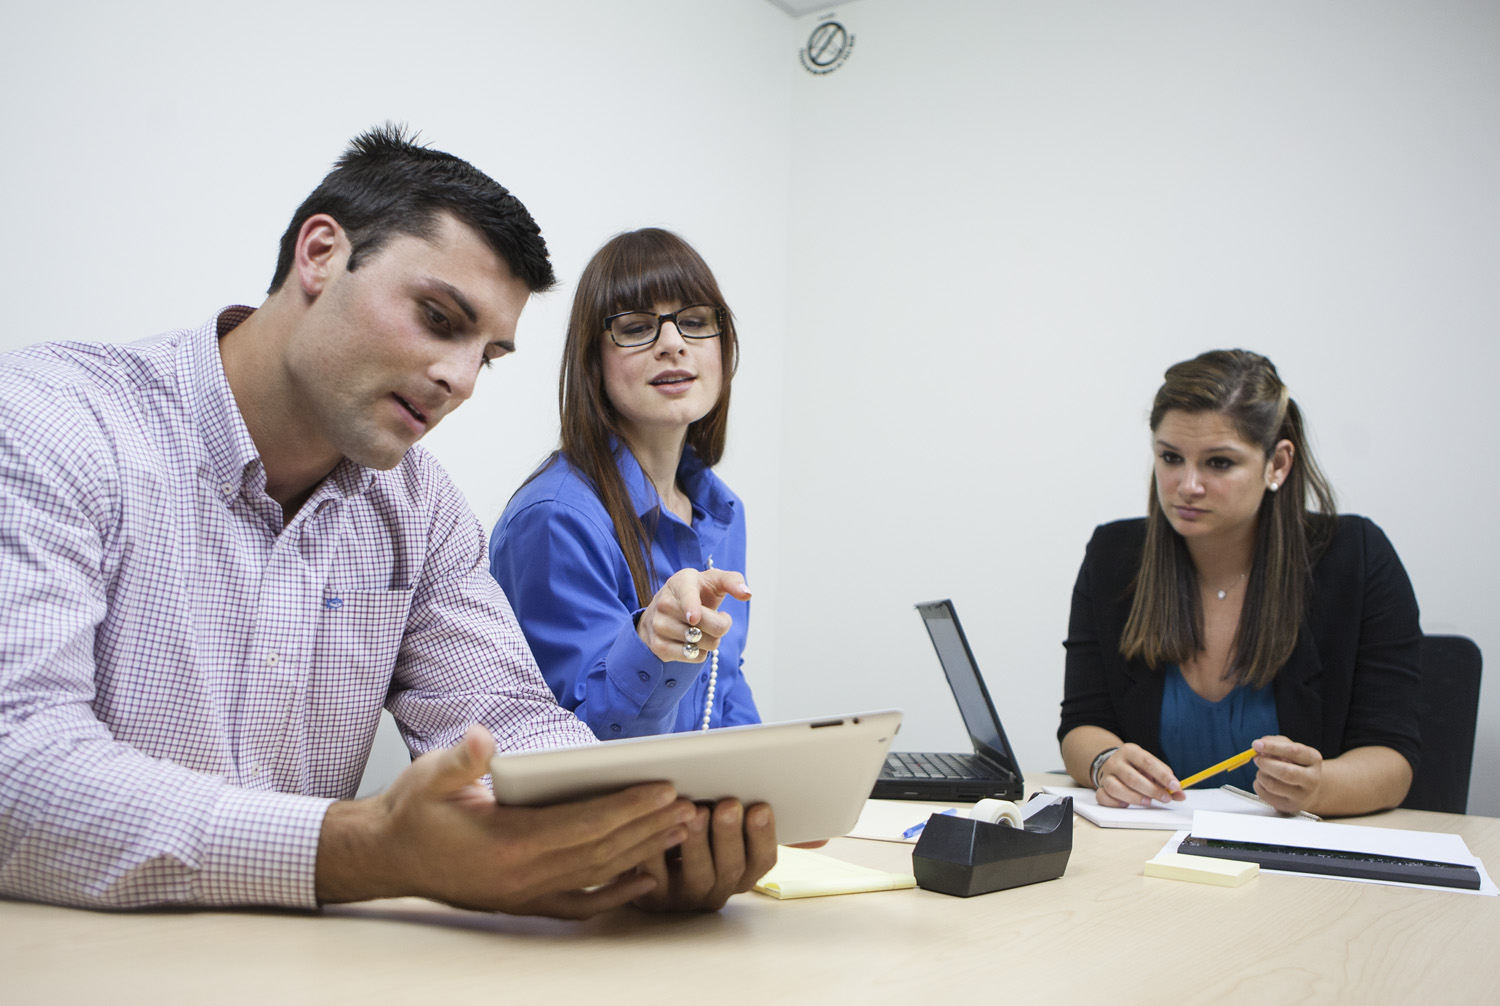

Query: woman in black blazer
[[1058, 351, 1421, 817]]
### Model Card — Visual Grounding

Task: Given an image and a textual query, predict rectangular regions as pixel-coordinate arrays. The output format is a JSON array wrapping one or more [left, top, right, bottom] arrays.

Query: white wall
[[2, 1, 1495, 814], [0, 0, 794, 792], [0, 0, 791, 548], [776, 0, 1500, 815]]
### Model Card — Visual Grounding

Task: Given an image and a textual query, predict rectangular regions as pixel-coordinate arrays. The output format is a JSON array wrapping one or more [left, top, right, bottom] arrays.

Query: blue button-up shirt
[[1159, 664, 1279, 790], [490, 446, 758, 738]]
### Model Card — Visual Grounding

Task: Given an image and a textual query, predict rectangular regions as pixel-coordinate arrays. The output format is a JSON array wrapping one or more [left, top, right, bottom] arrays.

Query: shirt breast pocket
[[315, 587, 415, 686]]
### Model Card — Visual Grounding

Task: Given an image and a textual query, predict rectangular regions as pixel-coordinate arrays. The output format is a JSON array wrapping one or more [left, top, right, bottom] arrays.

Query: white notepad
[[1041, 785, 1280, 830]]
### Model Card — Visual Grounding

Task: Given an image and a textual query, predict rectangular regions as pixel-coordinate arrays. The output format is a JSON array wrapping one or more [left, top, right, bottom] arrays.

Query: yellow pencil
[[1176, 748, 1257, 790]]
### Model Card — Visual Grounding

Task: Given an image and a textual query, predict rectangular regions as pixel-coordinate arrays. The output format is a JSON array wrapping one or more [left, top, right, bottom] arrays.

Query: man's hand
[[637, 567, 751, 664], [628, 799, 779, 912], [316, 725, 700, 918]]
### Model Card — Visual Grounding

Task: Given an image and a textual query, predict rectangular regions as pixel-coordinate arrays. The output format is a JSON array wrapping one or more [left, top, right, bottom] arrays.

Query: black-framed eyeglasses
[[604, 305, 723, 348]]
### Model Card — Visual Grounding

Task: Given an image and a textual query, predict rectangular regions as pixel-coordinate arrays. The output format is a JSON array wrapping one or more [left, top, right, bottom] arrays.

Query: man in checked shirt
[[0, 125, 775, 916]]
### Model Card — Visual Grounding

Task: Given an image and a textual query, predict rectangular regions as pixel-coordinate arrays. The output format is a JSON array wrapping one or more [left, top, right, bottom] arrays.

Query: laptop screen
[[917, 600, 1021, 776]]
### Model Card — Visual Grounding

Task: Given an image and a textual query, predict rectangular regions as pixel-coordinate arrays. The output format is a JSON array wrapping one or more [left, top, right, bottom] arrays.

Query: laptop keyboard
[[883, 751, 991, 780]]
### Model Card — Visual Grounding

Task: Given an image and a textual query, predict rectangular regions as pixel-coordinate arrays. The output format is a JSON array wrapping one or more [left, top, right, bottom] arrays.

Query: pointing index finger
[[699, 568, 751, 606]]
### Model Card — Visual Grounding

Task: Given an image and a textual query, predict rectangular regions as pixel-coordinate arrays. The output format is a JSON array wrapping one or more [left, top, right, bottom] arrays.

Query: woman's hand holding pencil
[[1096, 737, 1327, 815], [1093, 744, 1186, 807], [1097, 739, 1304, 808], [1246, 736, 1325, 816]]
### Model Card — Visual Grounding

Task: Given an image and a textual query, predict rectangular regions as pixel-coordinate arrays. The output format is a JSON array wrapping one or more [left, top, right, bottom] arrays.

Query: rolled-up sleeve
[[1058, 528, 1123, 743], [1341, 519, 1422, 770]]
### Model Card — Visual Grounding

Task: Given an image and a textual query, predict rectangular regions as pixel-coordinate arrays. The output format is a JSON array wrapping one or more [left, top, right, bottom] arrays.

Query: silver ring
[[682, 643, 700, 660], [685, 626, 702, 644]]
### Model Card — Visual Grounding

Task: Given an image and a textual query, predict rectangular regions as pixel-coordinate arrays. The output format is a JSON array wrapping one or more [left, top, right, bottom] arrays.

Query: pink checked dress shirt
[[0, 307, 595, 909]]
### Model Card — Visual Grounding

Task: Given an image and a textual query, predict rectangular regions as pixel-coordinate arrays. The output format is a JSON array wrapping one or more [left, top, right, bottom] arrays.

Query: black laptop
[[870, 599, 1025, 801]]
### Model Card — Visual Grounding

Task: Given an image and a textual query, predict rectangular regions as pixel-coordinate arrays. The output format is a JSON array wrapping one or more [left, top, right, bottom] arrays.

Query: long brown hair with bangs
[[541, 228, 739, 607], [1119, 350, 1337, 688]]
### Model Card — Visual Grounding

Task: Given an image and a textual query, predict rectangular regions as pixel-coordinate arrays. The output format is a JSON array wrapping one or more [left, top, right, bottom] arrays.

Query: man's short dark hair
[[268, 124, 556, 295]]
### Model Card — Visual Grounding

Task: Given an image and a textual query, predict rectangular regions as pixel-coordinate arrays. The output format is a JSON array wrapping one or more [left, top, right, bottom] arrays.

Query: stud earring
[[1269, 482, 1280, 492]]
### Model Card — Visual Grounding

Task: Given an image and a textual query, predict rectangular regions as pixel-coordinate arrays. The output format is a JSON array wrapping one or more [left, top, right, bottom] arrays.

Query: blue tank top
[[1159, 664, 1279, 790]]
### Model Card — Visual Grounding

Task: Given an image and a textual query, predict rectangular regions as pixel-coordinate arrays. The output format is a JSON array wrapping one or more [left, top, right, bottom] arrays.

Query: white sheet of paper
[[1159, 820, 1498, 896], [1190, 810, 1476, 860], [1041, 785, 1280, 830], [847, 799, 957, 844], [1021, 793, 1068, 820]]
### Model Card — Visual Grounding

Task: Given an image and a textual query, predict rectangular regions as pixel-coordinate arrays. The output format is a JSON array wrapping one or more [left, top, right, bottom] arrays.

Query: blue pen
[[902, 807, 958, 839]]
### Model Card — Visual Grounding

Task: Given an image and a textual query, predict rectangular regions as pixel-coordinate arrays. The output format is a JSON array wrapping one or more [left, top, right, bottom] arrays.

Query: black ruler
[[1177, 835, 1481, 891]]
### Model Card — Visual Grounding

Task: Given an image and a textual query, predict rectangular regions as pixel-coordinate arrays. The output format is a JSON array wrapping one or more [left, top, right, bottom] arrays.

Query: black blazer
[[1058, 515, 1422, 771]]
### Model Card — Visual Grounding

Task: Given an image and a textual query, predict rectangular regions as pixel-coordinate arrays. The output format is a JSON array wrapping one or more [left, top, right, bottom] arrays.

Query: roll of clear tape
[[969, 799, 1024, 828]]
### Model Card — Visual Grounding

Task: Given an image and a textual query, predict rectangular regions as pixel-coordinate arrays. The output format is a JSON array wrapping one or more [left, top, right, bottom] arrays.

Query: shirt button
[[221, 483, 234, 495], [265, 653, 280, 667], [638, 671, 650, 682], [610, 724, 621, 734], [665, 679, 677, 688], [248, 763, 261, 778]]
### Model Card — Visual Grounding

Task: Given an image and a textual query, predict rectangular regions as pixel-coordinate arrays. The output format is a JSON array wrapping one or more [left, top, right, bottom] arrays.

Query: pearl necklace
[[700, 555, 719, 731], [1208, 571, 1247, 601]]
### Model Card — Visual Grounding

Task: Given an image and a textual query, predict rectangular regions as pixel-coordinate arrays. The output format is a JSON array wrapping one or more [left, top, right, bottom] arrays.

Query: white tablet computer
[[489, 710, 902, 846]]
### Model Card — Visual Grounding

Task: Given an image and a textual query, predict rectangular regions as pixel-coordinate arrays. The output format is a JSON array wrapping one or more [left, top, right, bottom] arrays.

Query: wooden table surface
[[3, 779, 1496, 1005]]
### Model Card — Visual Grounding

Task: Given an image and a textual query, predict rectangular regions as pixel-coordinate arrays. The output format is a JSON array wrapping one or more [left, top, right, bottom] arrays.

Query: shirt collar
[[615, 440, 735, 526], [183, 306, 376, 502]]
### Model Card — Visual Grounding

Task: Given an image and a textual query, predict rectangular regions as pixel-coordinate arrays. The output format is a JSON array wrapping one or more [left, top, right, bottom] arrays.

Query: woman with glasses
[[1059, 350, 1421, 817], [490, 228, 757, 739]]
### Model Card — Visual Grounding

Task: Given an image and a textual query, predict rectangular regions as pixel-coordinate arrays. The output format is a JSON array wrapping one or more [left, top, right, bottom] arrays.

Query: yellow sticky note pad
[[1144, 852, 1258, 888], [753, 846, 917, 900]]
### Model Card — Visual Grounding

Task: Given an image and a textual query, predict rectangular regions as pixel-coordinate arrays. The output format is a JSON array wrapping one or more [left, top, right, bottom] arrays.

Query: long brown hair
[[538, 228, 739, 607], [1120, 350, 1336, 688]]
